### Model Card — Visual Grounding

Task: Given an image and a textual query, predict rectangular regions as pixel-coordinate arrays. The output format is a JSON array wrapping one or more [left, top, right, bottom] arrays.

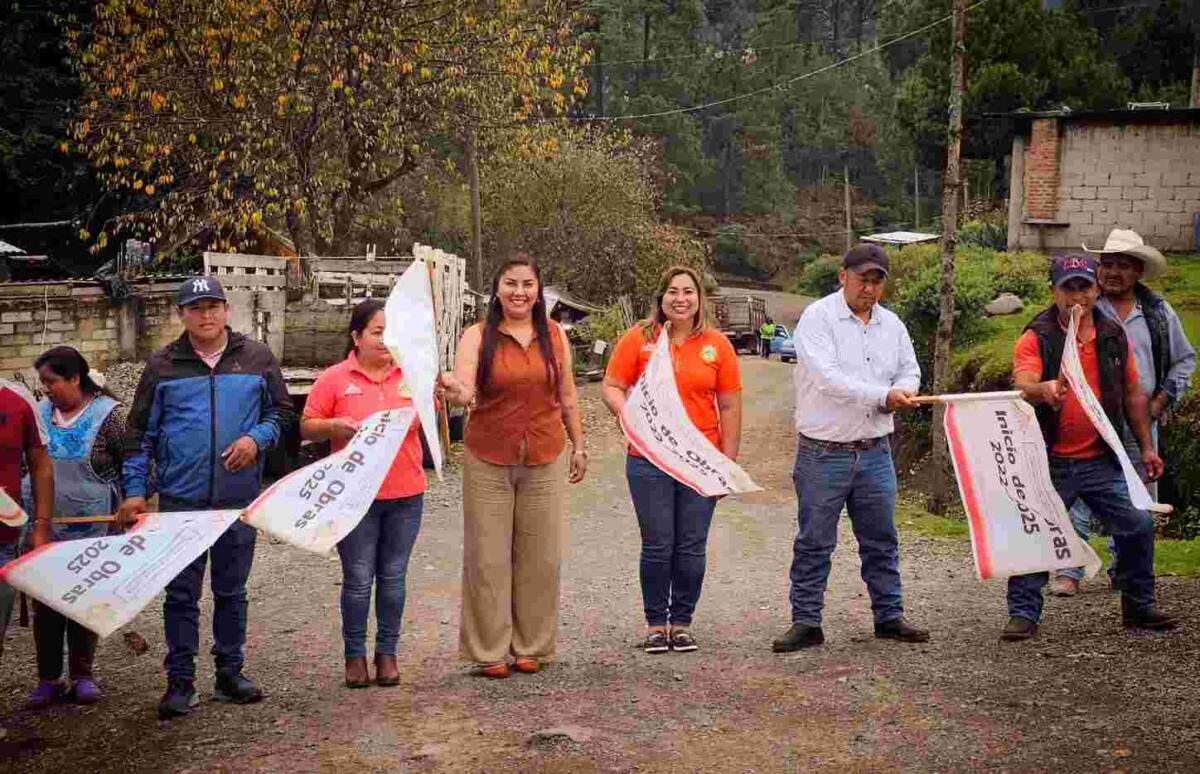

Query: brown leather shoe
[[345, 657, 370, 688], [375, 654, 400, 687], [513, 656, 540, 674]]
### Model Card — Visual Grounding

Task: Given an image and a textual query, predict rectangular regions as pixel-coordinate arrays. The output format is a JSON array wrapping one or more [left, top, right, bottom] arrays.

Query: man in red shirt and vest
[[1006, 254, 1176, 640]]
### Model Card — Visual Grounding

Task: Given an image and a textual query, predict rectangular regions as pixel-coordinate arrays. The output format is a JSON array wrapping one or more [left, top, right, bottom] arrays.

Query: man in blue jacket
[[118, 276, 294, 719]]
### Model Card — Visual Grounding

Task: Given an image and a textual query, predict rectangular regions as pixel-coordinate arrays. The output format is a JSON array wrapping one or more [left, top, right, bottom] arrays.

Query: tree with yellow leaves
[[69, 0, 590, 255]]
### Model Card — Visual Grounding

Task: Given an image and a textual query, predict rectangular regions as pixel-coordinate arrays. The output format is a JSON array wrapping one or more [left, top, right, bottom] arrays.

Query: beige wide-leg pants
[[460, 448, 567, 665]]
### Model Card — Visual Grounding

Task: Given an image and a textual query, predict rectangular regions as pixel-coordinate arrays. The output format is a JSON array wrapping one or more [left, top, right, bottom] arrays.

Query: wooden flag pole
[[53, 514, 118, 524], [911, 390, 1023, 405], [427, 259, 453, 455]]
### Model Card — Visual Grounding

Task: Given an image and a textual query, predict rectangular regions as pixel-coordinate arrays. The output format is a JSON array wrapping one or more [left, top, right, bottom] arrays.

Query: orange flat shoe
[[478, 662, 510, 679], [513, 657, 540, 674]]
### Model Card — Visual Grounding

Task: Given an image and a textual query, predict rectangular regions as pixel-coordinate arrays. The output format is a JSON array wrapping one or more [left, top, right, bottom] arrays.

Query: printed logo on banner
[[620, 328, 759, 497], [944, 397, 1100, 580], [0, 510, 242, 638], [244, 407, 415, 553]]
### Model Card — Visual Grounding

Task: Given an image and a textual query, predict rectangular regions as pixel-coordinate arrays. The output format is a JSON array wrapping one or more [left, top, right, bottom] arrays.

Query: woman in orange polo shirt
[[602, 265, 742, 654], [439, 254, 586, 678], [301, 299, 426, 689]]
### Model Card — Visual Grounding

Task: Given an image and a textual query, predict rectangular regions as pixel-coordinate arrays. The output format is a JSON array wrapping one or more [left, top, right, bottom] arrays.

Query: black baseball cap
[[1051, 254, 1097, 287], [177, 276, 228, 306], [842, 243, 890, 276]]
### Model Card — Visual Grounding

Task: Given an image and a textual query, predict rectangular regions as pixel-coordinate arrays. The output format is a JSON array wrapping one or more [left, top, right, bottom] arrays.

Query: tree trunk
[[1191, 47, 1199, 108], [466, 127, 484, 299], [927, 0, 967, 515], [642, 13, 651, 83], [594, 20, 605, 117]]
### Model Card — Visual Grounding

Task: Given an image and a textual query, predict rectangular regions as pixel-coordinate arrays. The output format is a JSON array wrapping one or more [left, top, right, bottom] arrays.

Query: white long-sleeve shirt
[[792, 290, 921, 442]]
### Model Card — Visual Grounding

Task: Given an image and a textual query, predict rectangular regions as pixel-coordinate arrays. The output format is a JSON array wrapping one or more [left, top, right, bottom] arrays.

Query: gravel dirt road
[[2, 357, 1197, 772]]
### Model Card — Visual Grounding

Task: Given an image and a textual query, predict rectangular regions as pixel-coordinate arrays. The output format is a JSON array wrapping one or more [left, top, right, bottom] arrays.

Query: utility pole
[[914, 165, 920, 230], [466, 127, 483, 300], [927, 0, 967, 514]]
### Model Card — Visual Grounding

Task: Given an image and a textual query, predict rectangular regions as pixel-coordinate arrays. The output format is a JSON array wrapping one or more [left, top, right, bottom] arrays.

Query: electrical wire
[[563, 0, 992, 122]]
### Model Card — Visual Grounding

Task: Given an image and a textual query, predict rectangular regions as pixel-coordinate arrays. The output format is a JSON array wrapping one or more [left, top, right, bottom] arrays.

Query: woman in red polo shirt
[[301, 299, 425, 689], [602, 265, 742, 655]]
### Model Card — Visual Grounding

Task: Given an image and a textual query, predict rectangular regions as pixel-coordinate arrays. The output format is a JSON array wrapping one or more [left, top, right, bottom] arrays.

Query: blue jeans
[[626, 455, 718, 627], [1007, 455, 1156, 622], [1060, 428, 1153, 582], [160, 495, 257, 680], [336, 495, 423, 658], [788, 436, 904, 627]]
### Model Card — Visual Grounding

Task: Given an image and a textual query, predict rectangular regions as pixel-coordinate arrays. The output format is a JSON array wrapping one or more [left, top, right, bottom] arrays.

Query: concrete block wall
[[1013, 117, 1200, 252], [0, 280, 182, 380]]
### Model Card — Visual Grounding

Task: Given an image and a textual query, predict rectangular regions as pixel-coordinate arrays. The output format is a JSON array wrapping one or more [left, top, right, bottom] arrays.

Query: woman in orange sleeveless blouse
[[439, 255, 587, 678]]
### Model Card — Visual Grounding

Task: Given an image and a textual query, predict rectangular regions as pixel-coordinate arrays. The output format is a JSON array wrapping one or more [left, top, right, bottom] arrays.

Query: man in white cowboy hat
[[1048, 228, 1197, 597]]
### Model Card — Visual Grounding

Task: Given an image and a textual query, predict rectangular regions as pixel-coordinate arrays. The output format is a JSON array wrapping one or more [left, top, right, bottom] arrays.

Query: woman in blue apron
[[22, 347, 127, 708]]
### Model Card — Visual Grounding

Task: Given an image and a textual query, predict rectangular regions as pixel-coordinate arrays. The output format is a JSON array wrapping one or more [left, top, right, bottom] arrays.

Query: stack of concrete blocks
[[0, 279, 182, 379]]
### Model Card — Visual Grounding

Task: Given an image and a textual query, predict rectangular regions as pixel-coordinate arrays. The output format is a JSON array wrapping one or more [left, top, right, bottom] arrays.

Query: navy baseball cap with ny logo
[[1051, 254, 1097, 287], [177, 276, 228, 306]]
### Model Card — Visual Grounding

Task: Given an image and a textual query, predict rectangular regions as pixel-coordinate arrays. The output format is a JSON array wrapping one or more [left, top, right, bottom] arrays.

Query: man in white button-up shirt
[[772, 244, 929, 653]]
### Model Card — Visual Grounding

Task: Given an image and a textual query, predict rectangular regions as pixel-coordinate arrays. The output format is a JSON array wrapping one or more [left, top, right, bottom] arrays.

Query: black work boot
[[874, 617, 930, 643], [1000, 616, 1038, 641], [213, 669, 265, 704], [1121, 599, 1178, 631], [158, 677, 199, 719], [771, 623, 825, 653]]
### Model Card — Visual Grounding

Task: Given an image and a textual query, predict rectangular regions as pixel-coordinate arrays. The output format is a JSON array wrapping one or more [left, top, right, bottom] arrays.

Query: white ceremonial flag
[[382, 259, 443, 478], [244, 408, 415, 553], [1061, 310, 1157, 511], [619, 328, 760, 497], [943, 394, 1101, 580], [0, 509, 242, 637], [0, 486, 28, 528]]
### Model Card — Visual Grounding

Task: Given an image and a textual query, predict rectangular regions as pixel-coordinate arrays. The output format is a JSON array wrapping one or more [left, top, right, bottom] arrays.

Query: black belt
[[798, 433, 888, 452]]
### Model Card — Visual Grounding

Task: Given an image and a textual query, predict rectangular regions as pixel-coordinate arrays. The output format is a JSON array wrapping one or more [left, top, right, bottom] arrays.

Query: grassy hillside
[[948, 253, 1200, 393]]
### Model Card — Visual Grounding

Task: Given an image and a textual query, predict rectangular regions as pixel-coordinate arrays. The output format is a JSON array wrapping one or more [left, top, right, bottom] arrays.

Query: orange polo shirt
[[303, 352, 426, 499], [605, 324, 742, 455], [1013, 328, 1139, 460]]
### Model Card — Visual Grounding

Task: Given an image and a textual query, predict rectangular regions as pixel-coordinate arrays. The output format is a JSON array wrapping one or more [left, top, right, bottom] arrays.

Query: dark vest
[[1132, 282, 1171, 395], [1024, 305, 1128, 451]]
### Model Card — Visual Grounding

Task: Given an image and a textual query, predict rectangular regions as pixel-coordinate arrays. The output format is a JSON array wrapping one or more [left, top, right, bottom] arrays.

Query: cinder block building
[[1005, 108, 1200, 253]]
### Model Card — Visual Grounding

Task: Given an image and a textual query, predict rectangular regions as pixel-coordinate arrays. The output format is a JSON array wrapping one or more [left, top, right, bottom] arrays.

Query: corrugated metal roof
[[861, 231, 940, 246], [0, 239, 27, 255], [993, 107, 1200, 123]]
